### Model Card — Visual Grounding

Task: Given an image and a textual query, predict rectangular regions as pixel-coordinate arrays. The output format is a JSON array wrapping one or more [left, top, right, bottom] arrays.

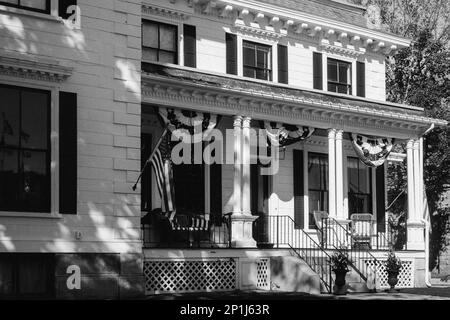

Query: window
[[308, 153, 328, 229], [327, 58, 352, 95], [142, 20, 178, 64], [0, 0, 50, 13], [0, 254, 55, 298], [0, 85, 51, 213], [348, 157, 372, 215], [243, 41, 272, 81]]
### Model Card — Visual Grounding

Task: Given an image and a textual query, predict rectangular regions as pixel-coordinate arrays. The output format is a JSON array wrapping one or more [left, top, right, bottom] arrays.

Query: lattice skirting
[[364, 259, 414, 288], [256, 258, 270, 290], [144, 259, 237, 294]]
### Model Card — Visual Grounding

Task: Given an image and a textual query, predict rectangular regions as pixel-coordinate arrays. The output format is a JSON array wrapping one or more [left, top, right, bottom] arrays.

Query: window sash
[[142, 20, 178, 64], [348, 157, 372, 215], [0, 85, 51, 213], [243, 41, 272, 81], [308, 152, 329, 229], [0, 0, 50, 14], [327, 59, 352, 94]]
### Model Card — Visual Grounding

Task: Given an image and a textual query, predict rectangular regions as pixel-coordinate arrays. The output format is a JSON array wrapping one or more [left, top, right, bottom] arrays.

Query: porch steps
[[269, 255, 322, 295]]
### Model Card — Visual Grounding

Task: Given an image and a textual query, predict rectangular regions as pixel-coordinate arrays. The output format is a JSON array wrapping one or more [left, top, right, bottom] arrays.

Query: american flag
[[150, 133, 176, 221]]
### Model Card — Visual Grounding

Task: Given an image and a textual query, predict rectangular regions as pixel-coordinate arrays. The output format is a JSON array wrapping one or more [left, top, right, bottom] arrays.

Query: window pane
[[18, 256, 48, 294], [0, 87, 20, 147], [142, 48, 157, 62], [328, 61, 338, 82], [358, 165, 371, 193], [243, 67, 255, 78], [21, 151, 49, 212], [0, 149, 19, 210], [0, 258, 14, 295], [2, 0, 19, 5], [243, 45, 255, 67], [21, 91, 48, 149], [256, 69, 270, 81], [158, 51, 176, 64], [348, 158, 359, 193], [328, 83, 337, 93], [20, 0, 47, 10], [337, 84, 349, 94], [159, 25, 177, 51], [339, 63, 349, 84], [256, 47, 269, 69], [142, 22, 158, 48]]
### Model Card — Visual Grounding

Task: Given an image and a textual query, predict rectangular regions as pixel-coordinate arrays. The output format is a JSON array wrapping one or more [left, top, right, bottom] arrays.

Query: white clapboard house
[[0, 0, 447, 299]]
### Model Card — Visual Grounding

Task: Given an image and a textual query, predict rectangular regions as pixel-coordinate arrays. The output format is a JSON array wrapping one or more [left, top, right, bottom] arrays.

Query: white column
[[407, 138, 425, 250], [241, 117, 252, 215], [232, 116, 243, 215], [328, 129, 336, 217], [406, 139, 415, 221], [335, 129, 345, 219], [230, 115, 257, 248]]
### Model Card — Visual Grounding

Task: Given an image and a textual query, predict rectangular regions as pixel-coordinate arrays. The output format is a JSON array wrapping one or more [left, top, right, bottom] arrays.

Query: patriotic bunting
[[261, 121, 315, 147], [350, 133, 395, 167]]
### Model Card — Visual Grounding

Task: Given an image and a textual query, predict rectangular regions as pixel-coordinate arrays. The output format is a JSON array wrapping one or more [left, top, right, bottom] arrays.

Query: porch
[[139, 62, 440, 294]]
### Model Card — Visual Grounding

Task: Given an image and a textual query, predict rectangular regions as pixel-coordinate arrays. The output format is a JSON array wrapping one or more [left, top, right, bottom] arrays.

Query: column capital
[[233, 115, 243, 127], [413, 139, 420, 150], [242, 116, 252, 128], [335, 129, 344, 140], [406, 139, 415, 149], [328, 128, 337, 138]]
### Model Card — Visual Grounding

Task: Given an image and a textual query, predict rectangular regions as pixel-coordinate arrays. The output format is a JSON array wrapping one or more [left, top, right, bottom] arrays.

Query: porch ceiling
[[141, 63, 447, 139]]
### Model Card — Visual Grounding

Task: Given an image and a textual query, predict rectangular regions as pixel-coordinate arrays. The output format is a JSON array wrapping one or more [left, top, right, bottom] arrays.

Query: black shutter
[[278, 44, 289, 84], [313, 52, 323, 90], [293, 150, 305, 229], [226, 33, 238, 75], [210, 164, 222, 225], [357, 61, 366, 97], [376, 165, 386, 232], [59, 92, 77, 214], [59, 0, 77, 19], [184, 24, 197, 68]]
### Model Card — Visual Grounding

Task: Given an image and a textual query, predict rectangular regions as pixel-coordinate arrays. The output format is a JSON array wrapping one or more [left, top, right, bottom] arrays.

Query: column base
[[407, 220, 426, 251], [230, 214, 258, 248]]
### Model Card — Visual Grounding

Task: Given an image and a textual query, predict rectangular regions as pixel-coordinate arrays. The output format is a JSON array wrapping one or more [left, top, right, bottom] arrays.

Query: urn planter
[[387, 270, 399, 293], [333, 269, 349, 295]]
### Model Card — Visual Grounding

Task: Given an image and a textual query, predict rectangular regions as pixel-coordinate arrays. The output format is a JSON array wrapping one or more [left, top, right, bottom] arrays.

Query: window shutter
[[59, 0, 77, 19], [313, 52, 323, 90], [183, 24, 197, 68], [226, 33, 238, 75], [278, 44, 289, 84], [59, 91, 77, 214], [210, 164, 222, 225], [376, 165, 386, 232], [357, 61, 366, 97], [293, 150, 305, 229]]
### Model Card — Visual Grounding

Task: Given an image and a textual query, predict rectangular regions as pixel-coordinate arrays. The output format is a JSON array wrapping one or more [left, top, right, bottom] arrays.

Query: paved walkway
[[147, 286, 450, 300]]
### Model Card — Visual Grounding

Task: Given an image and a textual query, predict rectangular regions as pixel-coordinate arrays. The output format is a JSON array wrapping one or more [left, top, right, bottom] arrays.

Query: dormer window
[[0, 0, 50, 14], [142, 20, 178, 64], [243, 41, 272, 81], [327, 58, 352, 95]]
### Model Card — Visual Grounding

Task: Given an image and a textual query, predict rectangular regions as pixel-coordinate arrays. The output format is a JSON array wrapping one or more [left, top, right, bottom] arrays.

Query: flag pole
[[132, 125, 169, 191]]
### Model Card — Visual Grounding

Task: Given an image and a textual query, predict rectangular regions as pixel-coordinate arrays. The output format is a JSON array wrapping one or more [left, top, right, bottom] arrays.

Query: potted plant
[[331, 250, 350, 295], [385, 250, 402, 293]]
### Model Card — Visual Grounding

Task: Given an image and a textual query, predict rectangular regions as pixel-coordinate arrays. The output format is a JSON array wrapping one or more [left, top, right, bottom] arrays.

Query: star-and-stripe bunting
[[350, 133, 395, 167], [261, 121, 315, 147]]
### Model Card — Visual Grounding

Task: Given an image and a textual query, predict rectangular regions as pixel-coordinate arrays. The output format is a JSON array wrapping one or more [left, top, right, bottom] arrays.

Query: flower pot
[[333, 269, 348, 295], [387, 270, 399, 293]]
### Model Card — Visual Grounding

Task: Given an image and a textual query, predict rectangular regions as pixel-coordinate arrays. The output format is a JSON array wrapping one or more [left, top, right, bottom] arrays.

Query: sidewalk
[[146, 286, 450, 300]]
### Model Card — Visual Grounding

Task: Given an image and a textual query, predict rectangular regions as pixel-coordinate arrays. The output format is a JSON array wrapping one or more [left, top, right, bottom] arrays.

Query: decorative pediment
[[0, 54, 73, 83]]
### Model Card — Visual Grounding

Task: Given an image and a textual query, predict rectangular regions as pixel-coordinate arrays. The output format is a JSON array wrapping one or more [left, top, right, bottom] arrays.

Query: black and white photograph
[[0, 0, 449, 314]]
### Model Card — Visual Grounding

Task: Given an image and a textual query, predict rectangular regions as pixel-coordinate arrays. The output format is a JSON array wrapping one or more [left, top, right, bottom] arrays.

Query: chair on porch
[[350, 213, 375, 250]]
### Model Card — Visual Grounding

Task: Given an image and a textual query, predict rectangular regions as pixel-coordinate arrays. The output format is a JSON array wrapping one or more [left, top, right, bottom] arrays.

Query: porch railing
[[321, 217, 381, 287], [254, 215, 333, 293], [142, 213, 231, 248]]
